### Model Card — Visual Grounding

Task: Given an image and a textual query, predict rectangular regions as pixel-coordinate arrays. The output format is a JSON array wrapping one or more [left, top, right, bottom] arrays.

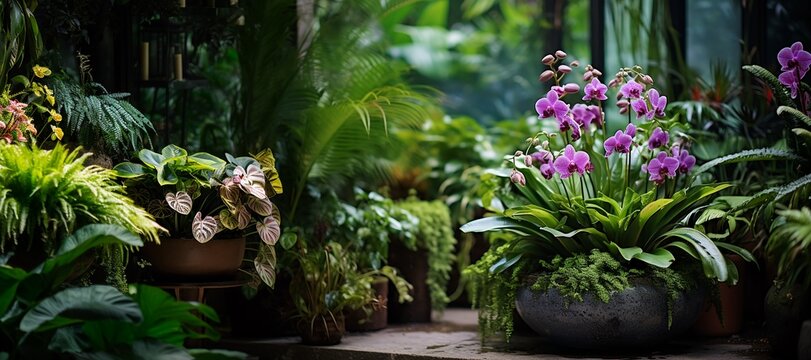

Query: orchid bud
[[616, 99, 630, 108], [563, 83, 580, 93], [585, 64, 594, 71], [642, 75, 654, 84], [569, 60, 580, 67], [542, 140, 549, 149], [510, 169, 526, 186], [591, 69, 603, 77], [539, 70, 555, 82], [616, 92, 623, 101], [583, 71, 593, 81], [555, 50, 567, 59], [524, 156, 533, 167], [514, 150, 523, 157], [619, 106, 629, 115], [542, 54, 555, 65], [557, 65, 572, 73], [607, 78, 618, 88]]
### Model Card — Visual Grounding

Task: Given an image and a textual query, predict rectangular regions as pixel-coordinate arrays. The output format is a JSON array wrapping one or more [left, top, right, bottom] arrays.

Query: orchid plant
[[114, 145, 284, 287], [0, 65, 63, 144], [463, 50, 753, 287]]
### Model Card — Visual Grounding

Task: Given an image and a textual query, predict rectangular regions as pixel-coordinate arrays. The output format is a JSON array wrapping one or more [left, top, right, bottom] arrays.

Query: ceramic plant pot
[[691, 255, 746, 336], [142, 237, 246, 280], [299, 313, 346, 346], [346, 277, 389, 331], [515, 277, 705, 349]]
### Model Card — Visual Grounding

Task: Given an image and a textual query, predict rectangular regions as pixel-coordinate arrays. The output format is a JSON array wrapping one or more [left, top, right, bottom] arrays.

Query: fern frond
[[743, 65, 795, 107], [777, 105, 811, 128], [692, 148, 803, 177]]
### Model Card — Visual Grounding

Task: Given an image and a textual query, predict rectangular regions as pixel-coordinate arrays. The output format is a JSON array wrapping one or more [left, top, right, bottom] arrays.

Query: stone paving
[[222, 309, 774, 360]]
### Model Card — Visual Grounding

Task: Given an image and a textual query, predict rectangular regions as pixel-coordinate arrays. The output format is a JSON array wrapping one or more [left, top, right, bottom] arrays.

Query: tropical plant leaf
[[246, 196, 273, 217], [633, 248, 675, 268], [254, 243, 277, 288], [218, 210, 238, 230], [692, 148, 802, 178], [192, 213, 218, 243], [236, 206, 251, 229], [19, 285, 142, 332], [256, 216, 281, 246], [659, 227, 727, 281], [279, 232, 297, 250], [165, 192, 192, 215], [111, 162, 145, 178], [252, 148, 283, 196], [743, 65, 795, 107]]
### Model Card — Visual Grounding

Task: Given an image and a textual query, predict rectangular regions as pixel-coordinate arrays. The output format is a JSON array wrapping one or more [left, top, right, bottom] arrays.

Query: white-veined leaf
[[256, 216, 281, 246], [247, 196, 273, 217], [164, 191, 192, 215], [192, 212, 218, 243], [254, 243, 276, 288]]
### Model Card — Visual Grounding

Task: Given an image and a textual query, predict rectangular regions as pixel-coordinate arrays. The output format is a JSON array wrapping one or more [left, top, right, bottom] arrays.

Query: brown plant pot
[[346, 277, 389, 332], [299, 313, 346, 346], [388, 241, 431, 323], [142, 237, 245, 280], [692, 255, 746, 336]]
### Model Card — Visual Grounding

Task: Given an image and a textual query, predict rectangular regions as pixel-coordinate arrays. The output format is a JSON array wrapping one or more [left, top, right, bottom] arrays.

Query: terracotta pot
[[515, 276, 705, 349], [691, 255, 746, 336], [346, 277, 389, 331], [299, 313, 345, 346], [142, 237, 245, 279], [387, 241, 431, 323]]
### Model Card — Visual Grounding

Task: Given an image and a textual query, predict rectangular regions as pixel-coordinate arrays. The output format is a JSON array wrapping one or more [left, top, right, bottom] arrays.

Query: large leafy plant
[[767, 207, 811, 289], [114, 144, 283, 287], [0, 224, 244, 359], [461, 51, 753, 339], [0, 0, 42, 90]]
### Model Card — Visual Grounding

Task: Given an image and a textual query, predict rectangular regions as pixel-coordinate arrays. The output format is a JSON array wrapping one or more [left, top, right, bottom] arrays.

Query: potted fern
[[462, 51, 753, 349], [114, 145, 283, 287]]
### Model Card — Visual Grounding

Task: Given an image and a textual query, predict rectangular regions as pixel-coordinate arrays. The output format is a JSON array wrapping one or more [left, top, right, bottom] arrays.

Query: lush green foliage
[[47, 74, 154, 158], [114, 145, 284, 287], [395, 199, 456, 312], [0, 224, 243, 359], [767, 207, 811, 289], [0, 0, 42, 89], [531, 250, 641, 304], [0, 143, 161, 253]]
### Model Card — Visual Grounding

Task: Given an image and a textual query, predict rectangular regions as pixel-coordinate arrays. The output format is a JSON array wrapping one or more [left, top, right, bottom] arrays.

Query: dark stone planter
[[515, 277, 705, 349], [765, 282, 811, 359], [388, 241, 431, 323]]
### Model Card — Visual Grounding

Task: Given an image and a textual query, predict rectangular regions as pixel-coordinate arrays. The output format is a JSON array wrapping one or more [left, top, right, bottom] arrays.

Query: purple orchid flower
[[587, 105, 603, 126], [646, 151, 679, 185], [779, 70, 801, 99], [535, 90, 570, 120], [648, 89, 667, 118], [647, 127, 669, 149], [631, 98, 649, 119], [620, 79, 644, 99], [671, 145, 696, 174], [603, 123, 636, 156], [582, 78, 608, 101], [554, 144, 590, 179], [531, 150, 553, 166], [572, 103, 597, 128], [551, 86, 566, 97], [778, 41, 811, 78], [540, 163, 555, 179]]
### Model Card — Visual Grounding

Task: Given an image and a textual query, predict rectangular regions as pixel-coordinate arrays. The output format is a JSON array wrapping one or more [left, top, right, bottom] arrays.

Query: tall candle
[[140, 42, 149, 81], [174, 53, 183, 81]]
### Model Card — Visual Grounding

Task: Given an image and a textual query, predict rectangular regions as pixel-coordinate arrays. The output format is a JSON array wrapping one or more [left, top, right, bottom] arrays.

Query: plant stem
[[559, 178, 572, 207]]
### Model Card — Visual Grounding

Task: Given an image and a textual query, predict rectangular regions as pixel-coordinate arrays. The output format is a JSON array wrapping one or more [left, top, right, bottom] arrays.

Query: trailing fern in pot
[[461, 50, 753, 349]]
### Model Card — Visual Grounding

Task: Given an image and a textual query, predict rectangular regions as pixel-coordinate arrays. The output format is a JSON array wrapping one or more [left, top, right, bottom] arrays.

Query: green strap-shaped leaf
[[658, 228, 727, 281], [743, 65, 795, 107], [778, 106, 811, 128], [633, 248, 676, 268], [692, 148, 802, 178]]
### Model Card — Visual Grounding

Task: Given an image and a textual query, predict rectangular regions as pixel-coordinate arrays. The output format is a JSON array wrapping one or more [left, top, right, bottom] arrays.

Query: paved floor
[[221, 309, 774, 359]]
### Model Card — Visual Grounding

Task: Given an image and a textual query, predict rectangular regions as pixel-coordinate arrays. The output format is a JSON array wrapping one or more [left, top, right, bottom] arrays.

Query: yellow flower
[[31, 82, 43, 96], [47, 95, 55, 106], [49, 109, 62, 122], [33, 65, 51, 78], [50, 125, 63, 141]]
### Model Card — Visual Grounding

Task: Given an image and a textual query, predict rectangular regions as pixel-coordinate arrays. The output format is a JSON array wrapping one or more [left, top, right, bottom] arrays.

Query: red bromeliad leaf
[[219, 209, 238, 230], [237, 205, 251, 229], [192, 212, 218, 243], [256, 215, 281, 246], [247, 196, 273, 217], [254, 243, 277, 288], [165, 191, 192, 215]]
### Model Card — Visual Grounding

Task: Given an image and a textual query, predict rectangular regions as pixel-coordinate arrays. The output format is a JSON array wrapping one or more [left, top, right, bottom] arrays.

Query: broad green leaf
[[112, 162, 145, 178], [715, 242, 757, 266], [279, 232, 297, 250], [0, 266, 26, 315], [161, 144, 187, 159], [188, 152, 226, 171], [607, 243, 642, 261], [489, 254, 522, 274], [20, 285, 142, 332], [659, 228, 727, 281], [633, 248, 675, 268], [138, 149, 165, 170]]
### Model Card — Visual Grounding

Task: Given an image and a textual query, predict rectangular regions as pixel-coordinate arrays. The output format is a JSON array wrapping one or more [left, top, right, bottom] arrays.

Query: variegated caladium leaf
[[237, 205, 251, 229], [247, 196, 273, 217], [219, 209, 239, 230], [254, 243, 277, 288], [256, 215, 281, 246], [233, 165, 267, 199], [245, 164, 266, 187], [147, 199, 173, 219], [219, 182, 241, 212], [165, 191, 192, 215], [192, 212, 218, 243]]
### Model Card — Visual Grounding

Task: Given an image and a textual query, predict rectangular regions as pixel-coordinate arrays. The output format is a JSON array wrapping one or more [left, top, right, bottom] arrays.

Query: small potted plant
[[461, 50, 753, 349], [114, 145, 282, 286]]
